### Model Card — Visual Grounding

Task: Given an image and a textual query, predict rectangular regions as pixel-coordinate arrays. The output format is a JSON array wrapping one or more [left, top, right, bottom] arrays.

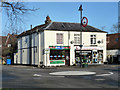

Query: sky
[[1, 1, 119, 35]]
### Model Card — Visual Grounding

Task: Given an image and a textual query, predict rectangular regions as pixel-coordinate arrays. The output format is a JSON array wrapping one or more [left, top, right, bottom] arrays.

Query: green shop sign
[[50, 60, 65, 64]]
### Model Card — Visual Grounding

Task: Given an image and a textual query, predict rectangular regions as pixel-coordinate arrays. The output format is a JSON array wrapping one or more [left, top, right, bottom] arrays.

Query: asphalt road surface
[[2, 64, 120, 89]]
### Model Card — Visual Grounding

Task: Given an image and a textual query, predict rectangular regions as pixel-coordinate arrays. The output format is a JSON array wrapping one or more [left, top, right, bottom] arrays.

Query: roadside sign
[[44, 48, 50, 54], [81, 17, 88, 27]]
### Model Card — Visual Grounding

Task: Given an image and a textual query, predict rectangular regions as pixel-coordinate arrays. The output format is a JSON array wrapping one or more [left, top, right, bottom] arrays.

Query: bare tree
[[1, 0, 39, 35], [110, 23, 120, 34], [100, 26, 106, 31]]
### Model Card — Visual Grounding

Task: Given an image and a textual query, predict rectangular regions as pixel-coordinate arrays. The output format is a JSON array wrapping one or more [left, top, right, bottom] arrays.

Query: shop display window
[[50, 50, 65, 60], [75, 50, 92, 64]]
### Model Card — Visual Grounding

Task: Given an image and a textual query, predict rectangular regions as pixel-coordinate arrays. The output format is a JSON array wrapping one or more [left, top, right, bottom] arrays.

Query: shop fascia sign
[[49, 46, 70, 50], [75, 46, 103, 50], [50, 60, 65, 64]]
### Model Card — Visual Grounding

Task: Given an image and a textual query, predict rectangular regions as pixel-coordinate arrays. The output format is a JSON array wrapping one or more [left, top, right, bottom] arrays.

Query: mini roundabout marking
[[95, 72, 113, 77], [49, 71, 96, 76]]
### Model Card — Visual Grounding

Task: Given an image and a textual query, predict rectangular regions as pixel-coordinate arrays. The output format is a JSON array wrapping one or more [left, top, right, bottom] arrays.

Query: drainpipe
[[29, 25, 32, 65], [38, 31, 41, 67]]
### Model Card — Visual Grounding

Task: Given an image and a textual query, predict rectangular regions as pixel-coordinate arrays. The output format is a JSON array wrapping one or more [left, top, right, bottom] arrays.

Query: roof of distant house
[[0, 34, 17, 47], [17, 16, 107, 38]]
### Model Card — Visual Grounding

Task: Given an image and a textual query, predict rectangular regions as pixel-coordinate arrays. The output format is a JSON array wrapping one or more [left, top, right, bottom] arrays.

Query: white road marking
[[95, 79, 105, 81], [44, 76, 64, 78], [33, 74, 41, 77], [95, 72, 113, 76], [49, 71, 96, 76], [26, 69, 32, 70]]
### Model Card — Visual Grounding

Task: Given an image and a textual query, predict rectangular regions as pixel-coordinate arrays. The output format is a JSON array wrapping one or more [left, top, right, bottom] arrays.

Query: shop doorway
[[65, 50, 70, 66]]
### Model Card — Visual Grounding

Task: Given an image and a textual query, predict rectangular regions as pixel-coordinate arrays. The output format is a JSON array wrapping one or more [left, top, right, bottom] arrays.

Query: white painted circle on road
[[49, 71, 96, 76], [33, 74, 41, 77]]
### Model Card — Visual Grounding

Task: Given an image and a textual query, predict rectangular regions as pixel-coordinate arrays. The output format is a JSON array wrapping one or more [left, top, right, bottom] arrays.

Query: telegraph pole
[[79, 5, 83, 67]]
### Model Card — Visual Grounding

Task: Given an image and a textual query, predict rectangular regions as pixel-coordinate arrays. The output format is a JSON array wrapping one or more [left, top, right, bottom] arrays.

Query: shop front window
[[75, 50, 92, 64], [50, 50, 65, 60]]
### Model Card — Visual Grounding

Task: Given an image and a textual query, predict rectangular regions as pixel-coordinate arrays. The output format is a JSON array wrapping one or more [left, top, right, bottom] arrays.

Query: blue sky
[[2, 2, 118, 35]]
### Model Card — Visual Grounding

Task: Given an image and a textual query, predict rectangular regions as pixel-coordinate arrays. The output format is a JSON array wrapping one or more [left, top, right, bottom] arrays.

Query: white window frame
[[90, 35, 96, 45], [56, 33, 63, 44], [74, 34, 80, 45]]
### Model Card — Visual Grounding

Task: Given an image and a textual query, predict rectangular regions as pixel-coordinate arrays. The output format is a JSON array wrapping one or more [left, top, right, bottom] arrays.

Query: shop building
[[15, 16, 107, 66], [107, 33, 120, 64]]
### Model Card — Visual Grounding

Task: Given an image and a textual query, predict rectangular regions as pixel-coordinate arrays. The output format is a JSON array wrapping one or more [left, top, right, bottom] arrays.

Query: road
[[2, 64, 120, 89]]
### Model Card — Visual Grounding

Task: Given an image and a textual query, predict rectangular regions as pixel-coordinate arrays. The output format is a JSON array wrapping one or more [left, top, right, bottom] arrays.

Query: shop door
[[65, 50, 70, 66]]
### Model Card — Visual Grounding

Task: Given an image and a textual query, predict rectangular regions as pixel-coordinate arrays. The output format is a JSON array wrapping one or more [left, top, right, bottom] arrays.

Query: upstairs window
[[90, 35, 96, 44], [56, 33, 63, 44], [74, 34, 80, 44]]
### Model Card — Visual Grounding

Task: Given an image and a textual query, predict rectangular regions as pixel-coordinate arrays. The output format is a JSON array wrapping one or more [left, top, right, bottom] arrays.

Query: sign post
[[79, 5, 88, 67]]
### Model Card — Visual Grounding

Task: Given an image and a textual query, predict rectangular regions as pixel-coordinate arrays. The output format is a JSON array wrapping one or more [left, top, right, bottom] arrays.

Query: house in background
[[0, 36, 7, 64], [16, 16, 107, 67], [0, 33, 18, 64], [107, 33, 120, 64]]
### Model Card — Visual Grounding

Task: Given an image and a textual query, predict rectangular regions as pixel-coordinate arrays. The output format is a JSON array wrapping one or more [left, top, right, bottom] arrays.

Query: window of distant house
[[0, 44, 2, 47], [74, 34, 80, 44], [56, 33, 63, 44], [115, 38, 119, 42], [8, 44, 11, 47], [90, 35, 96, 44]]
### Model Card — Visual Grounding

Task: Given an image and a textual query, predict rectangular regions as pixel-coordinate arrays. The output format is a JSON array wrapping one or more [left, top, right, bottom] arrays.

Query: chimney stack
[[45, 16, 51, 24]]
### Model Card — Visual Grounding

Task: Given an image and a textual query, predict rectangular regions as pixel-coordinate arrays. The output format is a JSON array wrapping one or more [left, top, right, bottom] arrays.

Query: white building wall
[[40, 31, 45, 65], [31, 33, 39, 65], [17, 38, 22, 64], [21, 35, 30, 64], [17, 30, 107, 66], [17, 35, 30, 64], [44, 30, 107, 66]]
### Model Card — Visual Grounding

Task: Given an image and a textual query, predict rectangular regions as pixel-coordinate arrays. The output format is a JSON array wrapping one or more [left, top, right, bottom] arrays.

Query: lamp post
[[79, 5, 83, 67]]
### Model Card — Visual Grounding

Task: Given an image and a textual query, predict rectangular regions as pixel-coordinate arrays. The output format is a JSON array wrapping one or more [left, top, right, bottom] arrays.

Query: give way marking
[[95, 72, 113, 76]]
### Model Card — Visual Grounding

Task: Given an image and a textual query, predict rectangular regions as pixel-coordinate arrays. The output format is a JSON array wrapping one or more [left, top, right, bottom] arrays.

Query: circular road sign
[[81, 17, 88, 27]]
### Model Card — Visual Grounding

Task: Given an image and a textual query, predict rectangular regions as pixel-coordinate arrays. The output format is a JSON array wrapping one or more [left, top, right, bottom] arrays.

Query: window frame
[[90, 35, 96, 45], [56, 33, 63, 44]]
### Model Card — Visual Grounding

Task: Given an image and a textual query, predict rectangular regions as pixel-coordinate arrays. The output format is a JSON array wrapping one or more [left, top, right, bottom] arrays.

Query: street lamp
[[79, 5, 83, 67]]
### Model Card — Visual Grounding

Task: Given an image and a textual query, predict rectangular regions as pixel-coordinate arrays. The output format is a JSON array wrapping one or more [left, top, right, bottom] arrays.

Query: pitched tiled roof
[[107, 33, 120, 50], [18, 21, 107, 38], [17, 23, 47, 38], [0, 36, 7, 46], [45, 22, 107, 33], [0, 34, 17, 47]]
